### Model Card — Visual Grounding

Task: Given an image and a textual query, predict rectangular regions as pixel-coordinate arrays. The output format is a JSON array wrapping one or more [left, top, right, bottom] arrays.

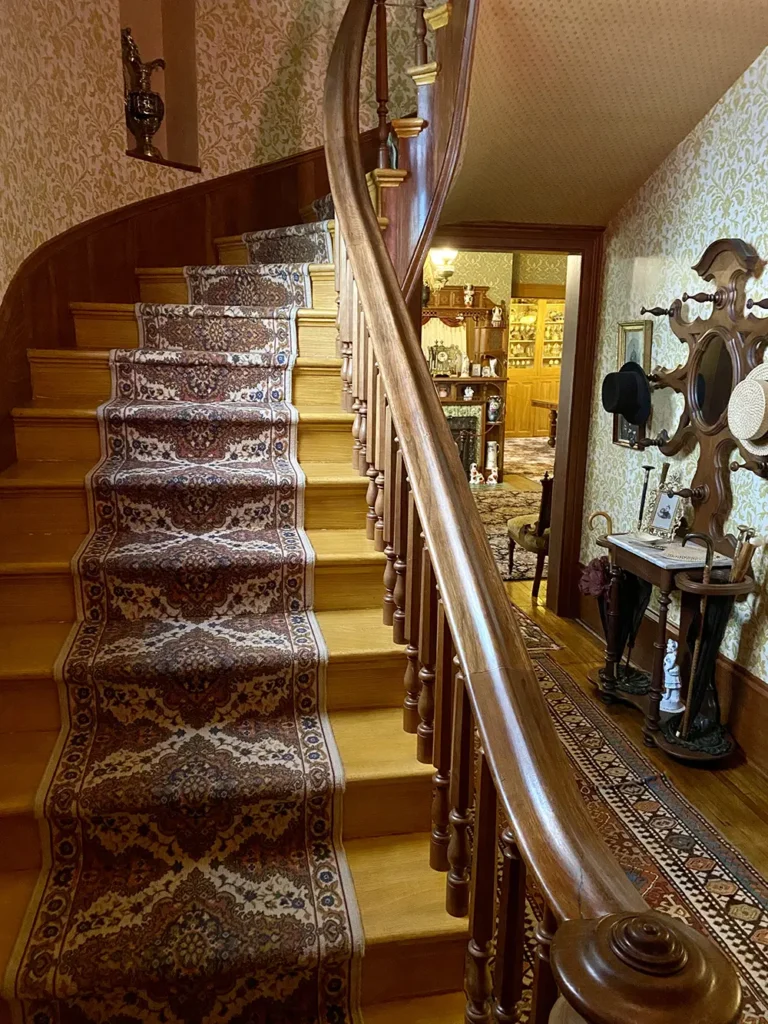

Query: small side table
[[592, 534, 737, 764], [531, 398, 558, 447]]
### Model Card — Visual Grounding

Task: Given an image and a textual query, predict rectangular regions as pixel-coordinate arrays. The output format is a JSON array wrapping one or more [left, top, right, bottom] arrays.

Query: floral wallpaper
[[0, 0, 415, 303], [581, 45, 768, 681], [445, 251, 513, 306], [513, 252, 568, 287]]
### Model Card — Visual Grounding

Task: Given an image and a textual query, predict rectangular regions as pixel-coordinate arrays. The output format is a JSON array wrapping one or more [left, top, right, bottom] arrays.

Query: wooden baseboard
[[576, 580, 768, 777]]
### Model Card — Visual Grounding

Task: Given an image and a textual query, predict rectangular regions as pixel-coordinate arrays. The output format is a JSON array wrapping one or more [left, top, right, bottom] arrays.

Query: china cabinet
[[506, 298, 563, 438]]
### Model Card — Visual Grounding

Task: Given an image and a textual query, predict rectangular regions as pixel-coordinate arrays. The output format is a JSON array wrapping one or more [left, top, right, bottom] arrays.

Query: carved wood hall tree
[[595, 239, 768, 763], [325, 0, 742, 1018]]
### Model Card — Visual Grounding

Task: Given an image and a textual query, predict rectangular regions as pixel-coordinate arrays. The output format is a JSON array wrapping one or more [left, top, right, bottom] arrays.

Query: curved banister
[[323, 0, 644, 923]]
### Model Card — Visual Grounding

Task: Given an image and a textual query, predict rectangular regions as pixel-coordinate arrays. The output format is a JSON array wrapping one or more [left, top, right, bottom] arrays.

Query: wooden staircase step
[[136, 265, 337, 310], [0, 712, 428, 870], [0, 610, 403, 734], [347, 832, 467, 1004], [332, 708, 431, 839], [0, 529, 385, 623], [70, 302, 338, 360], [0, 868, 38, 1021], [363, 992, 466, 1023], [0, 461, 367, 534], [12, 402, 354, 465], [28, 349, 343, 409]]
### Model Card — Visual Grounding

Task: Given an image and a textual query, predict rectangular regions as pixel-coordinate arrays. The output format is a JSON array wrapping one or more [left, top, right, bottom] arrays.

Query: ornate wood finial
[[551, 910, 742, 1024]]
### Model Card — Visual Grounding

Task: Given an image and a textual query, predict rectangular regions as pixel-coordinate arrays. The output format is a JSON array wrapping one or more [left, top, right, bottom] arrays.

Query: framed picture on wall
[[617, 320, 653, 371], [613, 319, 652, 447]]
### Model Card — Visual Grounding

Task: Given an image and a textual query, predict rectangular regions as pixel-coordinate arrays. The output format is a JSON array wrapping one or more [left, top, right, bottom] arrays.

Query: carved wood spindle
[[493, 828, 527, 1023], [339, 253, 353, 412], [357, 310, 369, 479], [392, 446, 409, 644], [416, 545, 438, 763], [429, 604, 454, 871], [531, 905, 559, 1024], [373, 367, 387, 552], [464, 750, 497, 1024], [446, 669, 472, 917], [403, 490, 423, 732], [375, 0, 390, 169], [351, 286, 362, 469], [382, 404, 397, 624], [364, 335, 379, 537], [415, 1, 428, 65]]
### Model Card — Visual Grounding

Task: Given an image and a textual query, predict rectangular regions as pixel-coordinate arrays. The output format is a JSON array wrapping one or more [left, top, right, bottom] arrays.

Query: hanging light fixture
[[429, 248, 458, 290]]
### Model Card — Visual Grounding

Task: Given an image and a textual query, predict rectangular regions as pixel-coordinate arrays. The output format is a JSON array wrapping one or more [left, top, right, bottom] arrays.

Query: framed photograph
[[471, 363, 482, 377], [617, 320, 653, 372], [642, 477, 685, 539], [612, 415, 646, 449]]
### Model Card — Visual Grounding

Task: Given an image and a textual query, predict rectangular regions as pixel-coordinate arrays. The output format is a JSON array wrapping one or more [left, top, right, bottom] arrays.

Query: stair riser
[[215, 239, 249, 265], [13, 418, 353, 464], [72, 310, 338, 360], [362, 936, 466, 1005], [0, 483, 367, 535], [0, 560, 384, 624], [0, 774, 430, 873], [137, 267, 337, 311], [0, 652, 405, 733], [30, 360, 343, 409]]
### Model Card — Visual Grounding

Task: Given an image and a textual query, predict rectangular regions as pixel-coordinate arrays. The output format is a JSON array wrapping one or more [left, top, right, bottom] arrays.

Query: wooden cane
[[678, 532, 714, 741]]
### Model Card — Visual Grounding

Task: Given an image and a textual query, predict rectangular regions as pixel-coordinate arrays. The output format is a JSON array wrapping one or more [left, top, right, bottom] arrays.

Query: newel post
[[549, 911, 741, 1024]]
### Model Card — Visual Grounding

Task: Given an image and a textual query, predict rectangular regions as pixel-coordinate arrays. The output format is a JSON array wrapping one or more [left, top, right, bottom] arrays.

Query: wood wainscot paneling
[[0, 129, 379, 470], [577, 584, 768, 779], [433, 222, 605, 618]]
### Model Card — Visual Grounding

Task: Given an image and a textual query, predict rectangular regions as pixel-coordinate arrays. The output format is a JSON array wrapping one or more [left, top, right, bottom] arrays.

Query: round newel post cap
[[550, 911, 741, 1024]]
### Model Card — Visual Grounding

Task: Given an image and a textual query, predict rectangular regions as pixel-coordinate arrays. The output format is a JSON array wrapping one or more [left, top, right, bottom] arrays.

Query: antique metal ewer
[[121, 27, 166, 160]]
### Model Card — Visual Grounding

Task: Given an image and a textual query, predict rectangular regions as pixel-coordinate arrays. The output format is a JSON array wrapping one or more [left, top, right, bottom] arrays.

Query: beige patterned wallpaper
[[443, 0, 768, 224], [513, 253, 568, 287], [445, 251, 513, 305], [581, 45, 768, 681], [0, 0, 415, 303]]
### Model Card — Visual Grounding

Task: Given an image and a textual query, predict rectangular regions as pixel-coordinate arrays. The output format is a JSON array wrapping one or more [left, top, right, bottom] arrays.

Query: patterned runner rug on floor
[[513, 607, 768, 1024], [5, 224, 363, 1024]]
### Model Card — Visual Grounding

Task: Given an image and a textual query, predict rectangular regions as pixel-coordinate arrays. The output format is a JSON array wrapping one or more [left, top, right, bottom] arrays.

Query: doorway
[[430, 223, 604, 617]]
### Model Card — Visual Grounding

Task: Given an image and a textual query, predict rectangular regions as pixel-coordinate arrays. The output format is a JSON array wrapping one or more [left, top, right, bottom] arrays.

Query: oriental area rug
[[512, 608, 768, 1024], [4, 223, 364, 1024]]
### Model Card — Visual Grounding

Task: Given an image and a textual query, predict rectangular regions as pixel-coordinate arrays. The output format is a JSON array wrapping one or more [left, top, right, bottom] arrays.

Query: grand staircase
[[0, 219, 466, 1021]]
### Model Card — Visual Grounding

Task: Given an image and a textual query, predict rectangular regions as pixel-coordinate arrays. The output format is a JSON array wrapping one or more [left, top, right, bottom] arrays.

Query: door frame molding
[[432, 221, 605, 617]]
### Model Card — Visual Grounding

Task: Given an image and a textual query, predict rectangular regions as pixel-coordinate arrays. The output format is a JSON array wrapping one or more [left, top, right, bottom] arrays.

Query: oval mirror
[[693, 333, 733, 427]]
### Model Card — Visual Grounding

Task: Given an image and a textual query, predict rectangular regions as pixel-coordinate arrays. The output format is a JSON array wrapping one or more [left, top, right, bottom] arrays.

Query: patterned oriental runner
[[5, 224, 365, 1023]]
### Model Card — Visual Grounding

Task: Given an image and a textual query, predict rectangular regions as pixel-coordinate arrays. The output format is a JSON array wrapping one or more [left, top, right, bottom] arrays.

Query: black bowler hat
[[601, 361, 651, 426]]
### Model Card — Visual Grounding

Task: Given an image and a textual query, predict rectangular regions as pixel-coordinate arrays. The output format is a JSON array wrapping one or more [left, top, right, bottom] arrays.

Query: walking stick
[[677, 532, 714, 741]]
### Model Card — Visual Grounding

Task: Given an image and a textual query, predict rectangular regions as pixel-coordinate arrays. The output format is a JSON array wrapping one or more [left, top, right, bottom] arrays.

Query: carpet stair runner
[[0, 220, 467, 1023]]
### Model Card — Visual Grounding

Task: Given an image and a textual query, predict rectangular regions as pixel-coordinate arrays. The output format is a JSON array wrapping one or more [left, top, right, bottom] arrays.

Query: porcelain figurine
[[461, 354, 471, 377], [489, 358, 499, 376], [660, 639, 685, 713], [463, 284, 475, 308], [486, 466, 498, 485], [463, 385, 475, 400], [469, 463, 485, 485], [491, 306, 502, 327]]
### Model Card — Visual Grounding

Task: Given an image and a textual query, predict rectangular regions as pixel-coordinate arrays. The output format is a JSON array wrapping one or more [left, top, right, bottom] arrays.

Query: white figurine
[[469, 463, 485, 486], [486, 467, 498, 485], [489, 358, 499, 376], [461, 354, 471, 377], [463, 284, 475, 307], [463, 385, 475, 400], [660, 639, 685, 713], [491, 306, 502, 328]]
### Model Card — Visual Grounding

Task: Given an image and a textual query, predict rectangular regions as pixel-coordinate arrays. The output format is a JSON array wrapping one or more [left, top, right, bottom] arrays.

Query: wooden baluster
[[374, 366, 386, 551], [392, 446, 408, 644], [375, 0, 390, 169], [493, 829, 527, 1023], [531, 906, 559, 1024], [403, 491, 423, 732], [351, 284, 362, 469], [417, 545, 438, 763], [415, 1, 428, 65], [430, 604, 453, 871], [364, 332, 378, 537], [465, 750, 497, 1024], [339, 247, 353, 412], [447, 669, 472, 917], [357, 308, 368, 478], [382, 404, 397, 624]]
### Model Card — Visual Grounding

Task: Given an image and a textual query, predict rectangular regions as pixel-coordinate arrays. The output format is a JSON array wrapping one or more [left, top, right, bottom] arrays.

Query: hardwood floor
[[508, 579, 768, 879]]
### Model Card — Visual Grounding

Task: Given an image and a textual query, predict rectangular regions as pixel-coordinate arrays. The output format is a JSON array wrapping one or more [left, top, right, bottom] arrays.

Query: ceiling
[[442, 1, 768, 226]]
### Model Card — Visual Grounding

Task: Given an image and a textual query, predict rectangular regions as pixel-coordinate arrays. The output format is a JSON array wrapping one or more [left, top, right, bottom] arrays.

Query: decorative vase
[[487, 396, 502, 422], [485, 441, 499, 471], [122, 28, 167, 160]]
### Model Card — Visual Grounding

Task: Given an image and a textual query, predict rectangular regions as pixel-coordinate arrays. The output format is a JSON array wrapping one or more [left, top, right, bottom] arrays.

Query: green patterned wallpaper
[[446, 251, 513, 305], [581, 44, 768, 681]]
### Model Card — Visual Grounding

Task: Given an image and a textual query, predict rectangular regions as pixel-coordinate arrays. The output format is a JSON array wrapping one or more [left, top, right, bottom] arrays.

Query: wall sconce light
[[430, 248, 458, 290]]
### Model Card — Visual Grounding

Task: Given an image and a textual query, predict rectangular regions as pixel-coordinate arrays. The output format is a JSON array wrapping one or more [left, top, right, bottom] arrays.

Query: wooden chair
[[507, 471, 554, 600]]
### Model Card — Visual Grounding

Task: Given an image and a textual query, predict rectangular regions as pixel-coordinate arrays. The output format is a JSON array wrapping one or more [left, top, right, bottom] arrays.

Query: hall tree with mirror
[[588, 238, 768, 764]]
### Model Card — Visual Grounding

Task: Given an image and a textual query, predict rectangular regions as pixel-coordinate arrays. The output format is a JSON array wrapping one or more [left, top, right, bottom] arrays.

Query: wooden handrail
[[325, 0, 640, 926], [324, 2, 741, 1018]]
